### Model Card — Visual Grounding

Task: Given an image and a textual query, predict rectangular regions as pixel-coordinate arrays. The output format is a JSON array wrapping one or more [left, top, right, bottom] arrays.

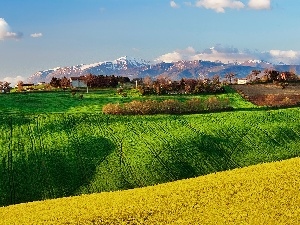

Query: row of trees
[[50, 74, 130, 88], [265, 69, 298, 82], [83, 74, 130, 88], [247, 69, 299, 83], [137, 76, 225, 95], [2, 68, 298, 94], [49, 77, 70, 88]]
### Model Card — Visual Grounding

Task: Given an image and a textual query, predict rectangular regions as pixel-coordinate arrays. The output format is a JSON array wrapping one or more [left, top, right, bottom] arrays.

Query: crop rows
[[0, 108, 300, 206]]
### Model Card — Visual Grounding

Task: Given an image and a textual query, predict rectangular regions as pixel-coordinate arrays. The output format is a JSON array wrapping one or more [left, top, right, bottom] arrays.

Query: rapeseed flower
[[0, 157, 299, 224]]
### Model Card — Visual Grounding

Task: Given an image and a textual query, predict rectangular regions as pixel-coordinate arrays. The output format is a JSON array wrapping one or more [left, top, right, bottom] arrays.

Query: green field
[[0, 87, 255, 114], [0, 88, 299, 207]]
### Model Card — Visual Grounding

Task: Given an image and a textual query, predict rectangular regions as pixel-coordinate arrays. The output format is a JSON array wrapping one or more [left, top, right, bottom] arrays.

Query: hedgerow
[[102, 97, 232, 115]]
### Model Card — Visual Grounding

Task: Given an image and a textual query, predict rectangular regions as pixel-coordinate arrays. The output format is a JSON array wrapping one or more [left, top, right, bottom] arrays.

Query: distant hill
[[26, 56, 300, 83]]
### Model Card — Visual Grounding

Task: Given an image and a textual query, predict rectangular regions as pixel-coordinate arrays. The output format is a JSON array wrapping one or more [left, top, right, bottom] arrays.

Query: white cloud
[[184, 1, 193, 7], [155, 45, 252, 63], [170, 1, 180, 8], [155, 45, 300, 65], [192, 46, 252, 62], [155, 47, 196, 62], [0, 18, 10, 40], [7, 31, 23, 40], [269, 50, 298, 58], [248, 0, 271, 10], [267, 50, 300, 64], [31, 33, 43, 38], [3, 76, 25, 86], [0, 18, 22, 40], [195, 0, 245, 13], [155, 51, 183, 63], [185, 46, 197, 54]]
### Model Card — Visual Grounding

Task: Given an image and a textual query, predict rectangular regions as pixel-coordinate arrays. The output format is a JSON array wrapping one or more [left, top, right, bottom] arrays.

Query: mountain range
[[27, 56, 300, 83]]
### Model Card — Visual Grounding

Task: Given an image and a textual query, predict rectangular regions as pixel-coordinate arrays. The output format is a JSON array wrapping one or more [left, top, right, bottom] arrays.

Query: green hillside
[[0, 107, 299, 206]]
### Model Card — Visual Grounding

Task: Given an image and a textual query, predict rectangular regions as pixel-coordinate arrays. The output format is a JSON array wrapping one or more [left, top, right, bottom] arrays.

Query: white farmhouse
[[70, 77, 87, 88], [237, 79, 248, 85]]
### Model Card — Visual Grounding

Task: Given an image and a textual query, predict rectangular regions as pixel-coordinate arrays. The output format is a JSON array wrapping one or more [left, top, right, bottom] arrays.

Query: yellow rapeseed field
[[0, 157, 299, 225]]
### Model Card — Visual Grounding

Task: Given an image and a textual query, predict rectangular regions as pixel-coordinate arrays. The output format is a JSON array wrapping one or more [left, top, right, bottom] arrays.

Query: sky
[[1, 0, 300, 84]]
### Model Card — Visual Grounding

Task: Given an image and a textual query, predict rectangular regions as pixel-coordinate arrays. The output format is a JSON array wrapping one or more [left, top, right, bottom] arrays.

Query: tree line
[[50, 74, 130, 88], [247, 69, 299, 83], [137, 75, 225, 95]]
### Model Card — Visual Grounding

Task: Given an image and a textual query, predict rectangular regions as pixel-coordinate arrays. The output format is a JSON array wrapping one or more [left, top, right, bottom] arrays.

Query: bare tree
[[4, 82, 11, 92], [83, 73, 94, 93], [17, 81, 24, 92], [60, 76, 70, 89], [225, 72, 236, 84], [143, 76, 153, 87]]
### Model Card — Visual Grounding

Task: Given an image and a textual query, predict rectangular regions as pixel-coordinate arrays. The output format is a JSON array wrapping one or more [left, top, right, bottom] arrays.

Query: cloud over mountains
[[3, 76, 25, 86], [155, 45, 300, 65]]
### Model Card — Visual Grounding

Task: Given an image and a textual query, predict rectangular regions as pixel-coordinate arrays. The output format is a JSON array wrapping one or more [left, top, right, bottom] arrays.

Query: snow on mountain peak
[[80, 62, 104, 71], [244, 59, 272, 65], [247, 59, 262, 64], [114, 56, 150, 67]]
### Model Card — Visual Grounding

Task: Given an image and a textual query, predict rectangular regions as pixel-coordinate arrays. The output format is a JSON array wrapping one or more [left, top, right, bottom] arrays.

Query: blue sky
[[1, 0, 300, 83]]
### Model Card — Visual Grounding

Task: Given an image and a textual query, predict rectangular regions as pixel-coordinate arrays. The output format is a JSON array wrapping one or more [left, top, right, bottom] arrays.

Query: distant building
[[237, 79, 248, 85], [70, 77, 87, 88], [21, 83, 35, 91]]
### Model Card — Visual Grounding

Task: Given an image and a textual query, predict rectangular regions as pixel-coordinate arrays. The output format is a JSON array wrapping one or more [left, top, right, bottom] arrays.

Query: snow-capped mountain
[[80, 56, 150, 71], [27, 56, 151, 83], [27, 56, 300, 84]]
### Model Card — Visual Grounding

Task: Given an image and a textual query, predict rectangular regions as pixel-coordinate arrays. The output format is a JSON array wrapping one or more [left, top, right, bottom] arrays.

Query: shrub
[[185, 98, 204, 113], [123, 100, 144, 115], [102, 97, 232, 115], [142, 100, 159, 114], [217, 98, 230, 109], [117, 87, 123, 95], [159, 99, 182, 114], [102, 103, 123, 115], [207, 97, 219, 110]]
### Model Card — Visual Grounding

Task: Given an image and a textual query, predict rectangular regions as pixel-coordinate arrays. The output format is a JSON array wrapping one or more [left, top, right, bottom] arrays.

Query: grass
[[0, 87, 256, 114], [0, 89, 117, 114], [0, 107, 299, 206], [0, 157, 299, 224], [0, 87, 299, 209]]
